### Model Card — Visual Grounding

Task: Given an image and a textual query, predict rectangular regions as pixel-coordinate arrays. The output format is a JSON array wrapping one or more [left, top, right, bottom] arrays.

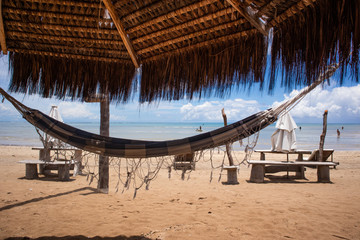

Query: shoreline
[[0, 143, 359, 152], [1, 146, 360, 239]]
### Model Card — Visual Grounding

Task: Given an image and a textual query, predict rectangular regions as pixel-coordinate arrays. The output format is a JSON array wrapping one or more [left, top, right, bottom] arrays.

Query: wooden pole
[[221, 108, 234, 166], [319, 110, 328, 162], [98, 94, 110, 193], [317, 110, 330, 182], [102, 0, 139, 68]]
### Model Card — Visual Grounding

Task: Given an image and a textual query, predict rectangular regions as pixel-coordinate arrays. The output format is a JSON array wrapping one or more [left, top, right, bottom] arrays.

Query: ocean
[[0, 121, 359, 151]]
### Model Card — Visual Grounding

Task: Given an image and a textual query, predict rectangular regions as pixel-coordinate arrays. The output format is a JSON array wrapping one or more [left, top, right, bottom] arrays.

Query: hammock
[[0, 64, 339, 158]]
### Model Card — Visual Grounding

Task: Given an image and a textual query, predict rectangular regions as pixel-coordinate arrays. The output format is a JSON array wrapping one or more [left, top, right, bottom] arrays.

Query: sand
[[0, 145, 360, 240]]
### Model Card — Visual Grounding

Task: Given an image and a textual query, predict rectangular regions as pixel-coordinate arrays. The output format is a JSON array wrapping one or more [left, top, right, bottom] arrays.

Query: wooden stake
[[319, 110, 328, 162], [102, 0, 139, 68], [221, 108, 234, 166], [98, 94, 110, 193], [317, 110, 330, 182], [0, 0, 8, 54]]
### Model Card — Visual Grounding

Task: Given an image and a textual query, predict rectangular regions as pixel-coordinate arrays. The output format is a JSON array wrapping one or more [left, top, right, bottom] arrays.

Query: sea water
[[0, 121, 359, 151]]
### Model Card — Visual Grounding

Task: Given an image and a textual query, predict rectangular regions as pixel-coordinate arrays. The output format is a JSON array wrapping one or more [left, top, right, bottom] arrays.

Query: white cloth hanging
[[271, 112, 297, 152], [46, 106, 63, 147]]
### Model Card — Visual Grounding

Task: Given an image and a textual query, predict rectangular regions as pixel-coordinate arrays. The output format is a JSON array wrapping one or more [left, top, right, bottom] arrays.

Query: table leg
[[58, 164, 70, 181], [317, 165, 330, 183], [25, 164, 38, 179], [250, 164, 265, 183], [225, 168, 239, 184], [73, 150, 82, 176]]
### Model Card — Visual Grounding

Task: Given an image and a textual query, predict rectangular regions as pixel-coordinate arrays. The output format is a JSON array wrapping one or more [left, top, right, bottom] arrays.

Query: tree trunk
[[221, 108, 234, 166]]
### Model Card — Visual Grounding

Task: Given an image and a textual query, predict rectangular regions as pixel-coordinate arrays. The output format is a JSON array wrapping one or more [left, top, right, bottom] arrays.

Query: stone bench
[[173, 153, 195, 170], [18, 160, 76, 181], [222, 165, 240, 184], [248, 160, 339, 183]]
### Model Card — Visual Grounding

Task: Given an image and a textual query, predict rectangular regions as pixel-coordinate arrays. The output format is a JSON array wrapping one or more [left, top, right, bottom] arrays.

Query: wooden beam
[[22, 0, 100, 8], [133, 7, 237, 45], [5, 21, 120, 39], [102, 0, 139, 68], [0, 0, 8, 54], [144, 29, 257, 62], [258, 0, 284, 16], [267, 0, 316, 28], [138, 19, 247, 55], [7, 31, 125, 49], [10, 41, 128, 58], [3, 7, 113, 24], [225, 0, 268, 36], [127, 0, 217, 34], [8, 48, 130, 63]]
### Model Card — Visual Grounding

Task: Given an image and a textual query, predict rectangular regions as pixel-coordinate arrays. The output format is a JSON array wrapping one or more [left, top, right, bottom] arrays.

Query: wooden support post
[[0, 0, 7, 54], [318, 110, 329, 182], [98, 95, 110, 193], [319, 110, 328, 162]]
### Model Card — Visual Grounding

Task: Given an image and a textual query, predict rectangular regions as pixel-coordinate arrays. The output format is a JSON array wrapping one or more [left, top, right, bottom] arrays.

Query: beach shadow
[[221, 181, 239, 185], [18, 176, 76, 182], [5, 236, 152, 240], [246, 175, 334, 184], [0, 187, 97, 212]]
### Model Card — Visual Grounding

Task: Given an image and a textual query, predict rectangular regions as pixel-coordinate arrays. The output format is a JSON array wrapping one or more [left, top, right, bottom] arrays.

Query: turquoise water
[[0, 121, 359, 151]]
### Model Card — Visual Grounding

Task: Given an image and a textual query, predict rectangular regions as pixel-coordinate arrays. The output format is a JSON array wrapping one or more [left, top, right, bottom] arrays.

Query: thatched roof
[[0, 0, 359, 102]]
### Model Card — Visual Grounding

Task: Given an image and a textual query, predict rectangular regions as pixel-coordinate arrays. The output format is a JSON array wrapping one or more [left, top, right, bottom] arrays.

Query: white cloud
[[58, 102, 97, 120], [180, 99, 261, 121], [272, 84, 360, 122], [180, 83, 360, 123]]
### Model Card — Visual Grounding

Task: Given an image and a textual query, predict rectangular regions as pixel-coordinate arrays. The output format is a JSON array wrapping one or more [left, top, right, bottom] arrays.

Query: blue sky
[[0, 55, 359, 124]]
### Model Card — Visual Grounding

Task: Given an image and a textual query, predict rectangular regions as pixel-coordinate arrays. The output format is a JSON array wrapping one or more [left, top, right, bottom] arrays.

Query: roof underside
[[1, 0, 359, 102]]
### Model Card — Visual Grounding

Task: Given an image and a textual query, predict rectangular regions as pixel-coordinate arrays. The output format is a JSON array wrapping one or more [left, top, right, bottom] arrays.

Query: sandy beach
[[0, 146, 360, 239]]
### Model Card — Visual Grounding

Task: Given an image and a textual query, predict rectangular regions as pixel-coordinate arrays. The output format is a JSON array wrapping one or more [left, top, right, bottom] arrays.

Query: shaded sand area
[[1, 146, 360, 239]]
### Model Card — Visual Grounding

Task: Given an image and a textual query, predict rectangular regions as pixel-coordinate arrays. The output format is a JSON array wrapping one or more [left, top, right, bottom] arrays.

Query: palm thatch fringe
[[5, 0, 359, 103], [140, 33, 268, 103], [269, 0, 360, 92], [8, 52, 137, 102]]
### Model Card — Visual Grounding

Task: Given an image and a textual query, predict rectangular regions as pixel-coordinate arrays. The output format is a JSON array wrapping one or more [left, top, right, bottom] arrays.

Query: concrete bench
[[222, 165, 240, 184], [248, 160, 339, 183], [174, 153, 195, 170], [18, 160, 75, 181], [32, 148, 83, 176]]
